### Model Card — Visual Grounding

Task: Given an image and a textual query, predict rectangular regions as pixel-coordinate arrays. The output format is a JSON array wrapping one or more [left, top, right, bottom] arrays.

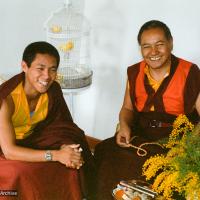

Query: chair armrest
[[85, 135, 101, 152]]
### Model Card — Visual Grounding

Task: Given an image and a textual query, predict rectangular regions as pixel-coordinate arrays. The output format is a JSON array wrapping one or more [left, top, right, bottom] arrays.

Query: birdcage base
[[58, 73, 92, 89]]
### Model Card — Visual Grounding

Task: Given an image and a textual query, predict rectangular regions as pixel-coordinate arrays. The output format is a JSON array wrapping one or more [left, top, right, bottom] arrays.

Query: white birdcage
[[44, 0, 92, 89]]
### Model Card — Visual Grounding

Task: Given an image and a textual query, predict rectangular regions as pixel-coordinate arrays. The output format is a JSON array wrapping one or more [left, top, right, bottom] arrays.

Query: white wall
[[0, 0, 200, 139]]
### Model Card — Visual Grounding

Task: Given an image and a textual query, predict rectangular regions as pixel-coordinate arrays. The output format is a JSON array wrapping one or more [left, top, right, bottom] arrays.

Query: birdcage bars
[[45, 1, 92, 88]]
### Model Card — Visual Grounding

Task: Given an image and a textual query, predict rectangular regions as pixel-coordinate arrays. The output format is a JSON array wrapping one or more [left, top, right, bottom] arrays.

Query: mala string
[[128, 136, 164, 157], [128, 143, 147, 156]]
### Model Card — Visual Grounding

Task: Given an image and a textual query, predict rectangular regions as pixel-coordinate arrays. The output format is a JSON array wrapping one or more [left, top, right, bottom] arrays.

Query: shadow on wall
[[92, 65, 124, 139], [78, 0, 127, 139]]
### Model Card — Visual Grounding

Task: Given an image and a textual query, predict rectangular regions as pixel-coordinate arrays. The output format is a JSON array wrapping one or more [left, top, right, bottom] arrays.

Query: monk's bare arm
[[116, 80, 135, 147], [0, 96, 83, 168]]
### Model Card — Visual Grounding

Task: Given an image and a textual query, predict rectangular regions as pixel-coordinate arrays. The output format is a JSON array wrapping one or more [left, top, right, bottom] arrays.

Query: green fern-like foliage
[[175, 125, 200, 179]]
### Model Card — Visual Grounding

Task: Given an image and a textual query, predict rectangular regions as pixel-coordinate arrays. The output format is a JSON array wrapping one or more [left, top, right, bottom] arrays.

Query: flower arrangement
[[142, 114, 200, 199]]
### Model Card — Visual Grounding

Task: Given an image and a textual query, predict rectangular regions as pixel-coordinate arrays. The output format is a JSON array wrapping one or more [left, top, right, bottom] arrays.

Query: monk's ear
[[21, 61, 29, 73]]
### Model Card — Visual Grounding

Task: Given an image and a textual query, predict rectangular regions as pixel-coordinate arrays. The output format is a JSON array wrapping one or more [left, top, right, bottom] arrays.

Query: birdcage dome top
[[44, 5, 90, 35]]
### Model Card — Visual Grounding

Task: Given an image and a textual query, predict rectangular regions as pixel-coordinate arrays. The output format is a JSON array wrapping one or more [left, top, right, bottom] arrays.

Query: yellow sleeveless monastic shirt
[[11, 82, 48, 139]]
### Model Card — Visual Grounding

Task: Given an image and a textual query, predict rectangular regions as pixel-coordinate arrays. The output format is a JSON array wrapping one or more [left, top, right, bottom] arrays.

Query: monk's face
[[140, 28, 173, 70], [22, 53, 57, 95]]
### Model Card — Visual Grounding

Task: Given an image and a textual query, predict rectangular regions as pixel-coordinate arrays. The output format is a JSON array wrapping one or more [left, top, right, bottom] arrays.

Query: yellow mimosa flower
[[142, 115, 199, 199]]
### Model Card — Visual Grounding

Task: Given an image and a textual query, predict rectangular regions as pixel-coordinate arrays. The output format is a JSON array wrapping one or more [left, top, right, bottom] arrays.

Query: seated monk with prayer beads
[[94, 20, 200, 200]]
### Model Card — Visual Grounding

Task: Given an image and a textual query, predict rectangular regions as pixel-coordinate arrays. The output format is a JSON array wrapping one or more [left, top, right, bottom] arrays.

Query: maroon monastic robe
[[0, 73, 95, 200]]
